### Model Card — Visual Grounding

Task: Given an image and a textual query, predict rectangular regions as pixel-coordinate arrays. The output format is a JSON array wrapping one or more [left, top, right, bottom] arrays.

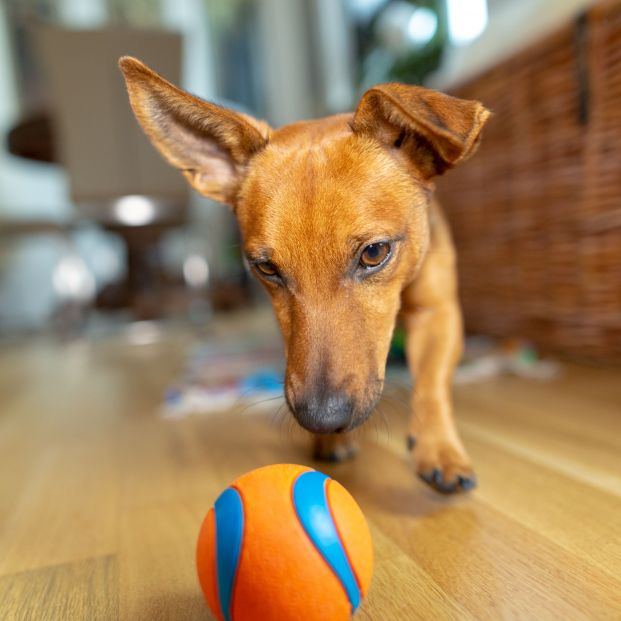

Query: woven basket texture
[[435, 1, 621, 361]]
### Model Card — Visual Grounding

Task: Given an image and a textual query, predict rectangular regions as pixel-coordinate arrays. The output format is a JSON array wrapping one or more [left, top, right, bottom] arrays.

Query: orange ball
[[196, 464, 373, 621]]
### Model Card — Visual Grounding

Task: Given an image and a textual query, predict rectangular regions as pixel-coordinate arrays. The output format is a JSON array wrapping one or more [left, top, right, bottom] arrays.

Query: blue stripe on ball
[[292, 471, 361, 612], [214, 487, 244, 621]]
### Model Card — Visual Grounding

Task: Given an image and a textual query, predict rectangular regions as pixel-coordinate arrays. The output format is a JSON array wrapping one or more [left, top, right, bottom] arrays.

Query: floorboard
[[1, 317, 620, 620]]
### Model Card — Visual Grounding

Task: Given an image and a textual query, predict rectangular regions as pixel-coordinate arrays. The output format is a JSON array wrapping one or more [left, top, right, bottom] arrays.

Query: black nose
[[290, 390, 354, 434]]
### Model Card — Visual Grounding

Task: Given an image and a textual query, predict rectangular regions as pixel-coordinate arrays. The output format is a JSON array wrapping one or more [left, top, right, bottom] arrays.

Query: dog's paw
[[408, 433, 477, 494], [313, 434, 359, 463]]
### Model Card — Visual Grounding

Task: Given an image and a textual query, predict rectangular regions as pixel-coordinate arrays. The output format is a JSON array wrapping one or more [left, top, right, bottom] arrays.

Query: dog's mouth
[[339, 407, 374, 433]]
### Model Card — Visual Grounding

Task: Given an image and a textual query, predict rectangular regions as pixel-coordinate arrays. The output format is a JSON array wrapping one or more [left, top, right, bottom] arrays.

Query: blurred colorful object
[[162, 335, 284, 418], [454, 337, 561, 384]]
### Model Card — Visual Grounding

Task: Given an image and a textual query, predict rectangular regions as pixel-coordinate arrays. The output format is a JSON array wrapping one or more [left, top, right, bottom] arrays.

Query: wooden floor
[[1, 314, 620, 620]]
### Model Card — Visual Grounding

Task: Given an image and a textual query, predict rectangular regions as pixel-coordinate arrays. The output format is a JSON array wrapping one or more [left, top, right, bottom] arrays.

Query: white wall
[[431, 0, 597, 90]]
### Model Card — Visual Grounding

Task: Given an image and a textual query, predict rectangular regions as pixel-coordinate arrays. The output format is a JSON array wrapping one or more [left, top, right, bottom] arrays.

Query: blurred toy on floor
[[454, 336, 561, 384], [162, 333, 284, 418], [164, 325, 561, 420]]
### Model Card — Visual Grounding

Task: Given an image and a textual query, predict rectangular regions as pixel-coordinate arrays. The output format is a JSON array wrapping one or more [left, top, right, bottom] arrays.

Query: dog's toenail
[[418, 471, 435, 484], [406, 435, 416, 451], [459, 475, 477, 491]]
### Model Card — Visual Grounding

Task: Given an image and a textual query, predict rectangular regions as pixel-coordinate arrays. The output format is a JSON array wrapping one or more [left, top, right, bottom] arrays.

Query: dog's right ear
[[119, 57, 270, 205]]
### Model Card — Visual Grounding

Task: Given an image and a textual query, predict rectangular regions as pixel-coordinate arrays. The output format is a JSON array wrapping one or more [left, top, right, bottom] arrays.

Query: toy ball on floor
[[196, 464, 373, 621]]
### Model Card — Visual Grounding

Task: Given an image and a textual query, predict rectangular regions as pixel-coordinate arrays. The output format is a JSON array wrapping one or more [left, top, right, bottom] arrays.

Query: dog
[[120, 57, 490, 494]]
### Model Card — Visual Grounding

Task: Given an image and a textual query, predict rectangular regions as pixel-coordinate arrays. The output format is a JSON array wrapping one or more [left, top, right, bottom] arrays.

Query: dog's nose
[[290, 390, 354, 434]]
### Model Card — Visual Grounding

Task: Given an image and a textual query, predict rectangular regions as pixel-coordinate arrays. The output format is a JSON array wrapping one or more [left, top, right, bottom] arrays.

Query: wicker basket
[[436, 0, 621, 361]]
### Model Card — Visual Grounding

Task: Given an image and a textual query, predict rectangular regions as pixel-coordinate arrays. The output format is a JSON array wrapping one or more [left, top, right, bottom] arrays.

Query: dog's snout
[[291, 390, 354, 434]]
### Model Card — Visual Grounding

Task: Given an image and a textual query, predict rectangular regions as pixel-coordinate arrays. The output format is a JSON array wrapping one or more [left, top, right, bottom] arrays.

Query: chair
[[33, 25, 189, 319]]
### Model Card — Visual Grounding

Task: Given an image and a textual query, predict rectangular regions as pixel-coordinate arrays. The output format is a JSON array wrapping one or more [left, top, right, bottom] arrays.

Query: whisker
[[274, 403, 289, 435], [270, 402, 285, 427], [378, 392, 410, 413], [234, 379, 285, 401], [236, 394, 285, 417], [383, 377, 421, 406], [383, 377, 413, 393], [372, 403, 391, 441], [283, 412, 303, 443]]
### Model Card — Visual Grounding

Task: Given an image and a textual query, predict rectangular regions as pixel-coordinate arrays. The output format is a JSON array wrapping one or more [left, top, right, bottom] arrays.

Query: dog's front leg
[[401, 217, 476, 493], [313, 434, 359, 463], [402, 302, 475, 493]]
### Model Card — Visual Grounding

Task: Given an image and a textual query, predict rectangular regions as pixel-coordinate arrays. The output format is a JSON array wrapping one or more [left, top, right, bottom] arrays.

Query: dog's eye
[[360, 242, 391, 269], [255, 261, 278, 277]]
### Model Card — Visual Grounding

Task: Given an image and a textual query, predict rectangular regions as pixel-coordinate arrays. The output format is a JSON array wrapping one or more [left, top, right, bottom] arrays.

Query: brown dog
[[120, 57, 489, 494]]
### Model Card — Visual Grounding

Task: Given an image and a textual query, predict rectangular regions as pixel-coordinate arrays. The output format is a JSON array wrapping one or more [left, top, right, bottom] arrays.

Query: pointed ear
[[351, 83, 490, 179], [119, 56, 270, 205]]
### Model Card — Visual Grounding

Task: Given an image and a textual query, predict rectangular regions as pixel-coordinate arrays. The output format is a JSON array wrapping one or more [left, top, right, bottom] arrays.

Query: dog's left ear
[[351, 83, 490, 178]]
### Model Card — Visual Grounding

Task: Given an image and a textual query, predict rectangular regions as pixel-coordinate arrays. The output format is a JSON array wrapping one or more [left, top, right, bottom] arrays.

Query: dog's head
[[120, 58, 489, 434]]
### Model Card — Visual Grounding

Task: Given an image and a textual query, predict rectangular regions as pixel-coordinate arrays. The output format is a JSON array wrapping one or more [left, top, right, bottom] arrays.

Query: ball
[[196, 464, 373, 621]]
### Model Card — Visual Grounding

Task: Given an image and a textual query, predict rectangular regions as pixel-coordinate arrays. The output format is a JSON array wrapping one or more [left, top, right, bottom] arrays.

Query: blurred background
[[0, 0, 618, 369], [3, 4, 620, 617]]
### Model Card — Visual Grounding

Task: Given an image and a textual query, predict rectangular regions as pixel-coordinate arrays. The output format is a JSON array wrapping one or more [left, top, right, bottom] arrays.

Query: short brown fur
[[119, 56, 490, 493]]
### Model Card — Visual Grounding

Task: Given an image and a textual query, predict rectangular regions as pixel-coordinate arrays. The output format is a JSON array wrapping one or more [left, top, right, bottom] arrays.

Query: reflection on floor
[[0, 310, 620, 620]]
